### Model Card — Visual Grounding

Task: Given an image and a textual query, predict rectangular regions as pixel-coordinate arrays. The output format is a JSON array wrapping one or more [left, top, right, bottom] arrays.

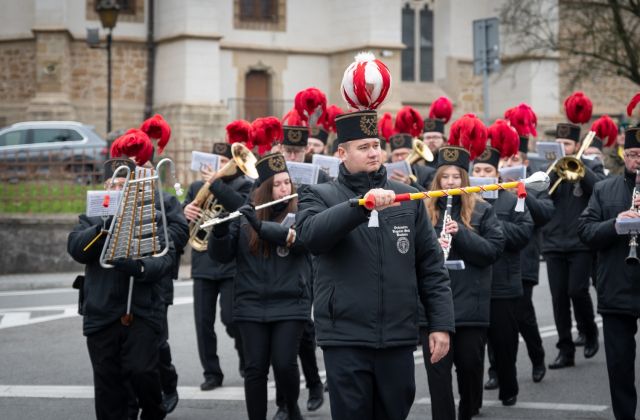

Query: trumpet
[[188, 143, 258, 251], [626, 169, 640, 265], [201, 194, 298, 230], [440, 195, 453, 260], [406, 139, 434, 183], [546, 131, 595, 195]]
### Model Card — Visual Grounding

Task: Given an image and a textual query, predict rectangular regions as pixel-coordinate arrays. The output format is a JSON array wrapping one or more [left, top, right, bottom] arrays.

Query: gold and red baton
[[348, 171, 550, 211]]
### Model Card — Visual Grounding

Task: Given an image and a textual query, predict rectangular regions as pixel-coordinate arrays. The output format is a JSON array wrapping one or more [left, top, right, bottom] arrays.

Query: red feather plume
[[449, 114, 488, 160], [251, 117, 283, 155], [294, 88, 327, 122], [626, 92, 640, 117], [110, 129, 154, 166], [320, 105, 344, 133], [591, 115, 618, 147], [428, 96, 453, 123], [139, 114, 171, 155], [564, 91, 593, 124], [488, 119, 520, 158], [394, 106, 424, 137], [377, 112, 395, 141], [281, 108, 306, 127], [504, 103, 537, 137], [226, 120, 253, 149]]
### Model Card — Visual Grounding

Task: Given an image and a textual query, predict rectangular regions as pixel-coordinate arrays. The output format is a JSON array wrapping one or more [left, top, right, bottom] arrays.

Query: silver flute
[[440, 195, 453, 261]]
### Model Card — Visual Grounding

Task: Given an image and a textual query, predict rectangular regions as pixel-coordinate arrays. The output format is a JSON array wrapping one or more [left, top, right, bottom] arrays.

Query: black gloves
[[239, 204, 262, 232], [112, 258, 144, 278]]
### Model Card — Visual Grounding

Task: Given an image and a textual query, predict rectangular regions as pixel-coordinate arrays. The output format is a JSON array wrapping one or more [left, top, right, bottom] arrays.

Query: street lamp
[[94, 0, 120, 134]]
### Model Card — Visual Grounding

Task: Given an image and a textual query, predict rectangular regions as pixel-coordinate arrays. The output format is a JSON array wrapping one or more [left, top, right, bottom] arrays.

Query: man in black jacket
[[578, 129, 640, 420], [387, 133, 435, 191], [296, 109, 455, 420], [422, 117, 447, 169], [183, 142, 253, 390], [542, 123, 605, 369]]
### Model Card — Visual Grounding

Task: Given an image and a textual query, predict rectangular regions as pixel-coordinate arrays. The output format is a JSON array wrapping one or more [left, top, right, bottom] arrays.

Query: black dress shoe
[[584, 338, 599, 358], [162, 391, 179, 413], [272, 405, 289, 420], [484, 375, 499, 390], [502, 395, 517, 406], [200, 378, 222, 391], [532, 364, 546, 383], [307, 383, 324, 411], [548, 354, 575, 369], [574, 333, 586, 346]]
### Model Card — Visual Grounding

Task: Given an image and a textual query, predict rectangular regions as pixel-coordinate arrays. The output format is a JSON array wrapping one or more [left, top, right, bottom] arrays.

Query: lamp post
[[96, 0, 120, 134]]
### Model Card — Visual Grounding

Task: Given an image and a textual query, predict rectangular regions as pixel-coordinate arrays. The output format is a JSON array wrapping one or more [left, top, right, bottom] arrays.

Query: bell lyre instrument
[[625, 169, 640, 265], [188, 143, 258, 251], [545, 131, 596, 195], [200, 194, 298, 229], [99, 158, 181, 325], [440, 195, 453, 260]]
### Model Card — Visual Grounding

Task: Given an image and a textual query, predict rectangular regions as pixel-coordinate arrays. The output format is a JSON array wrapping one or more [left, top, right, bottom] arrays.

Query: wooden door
[[244, 70, 270, 121]]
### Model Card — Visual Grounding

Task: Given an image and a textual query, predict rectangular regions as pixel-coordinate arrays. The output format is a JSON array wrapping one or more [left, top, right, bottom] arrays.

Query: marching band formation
[[67, 52, 640, 420]]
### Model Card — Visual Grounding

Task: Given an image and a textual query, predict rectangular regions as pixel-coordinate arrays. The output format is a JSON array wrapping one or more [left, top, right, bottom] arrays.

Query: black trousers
[[86, 319, 165, 420], [517, 283, 545, 366], [603, 314, 639, 420], [158, 304, 177, 395], [545, 251, 598, 355], [422, 327, 487, 420], [323, 345, 416, 420], [237, 320, 305, 420], [488, 298, 519, 400], [193, 277, 243, 382], [275, 319, 322, 407]]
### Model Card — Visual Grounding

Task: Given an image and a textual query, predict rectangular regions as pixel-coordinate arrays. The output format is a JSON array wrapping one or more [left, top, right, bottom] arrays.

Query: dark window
[[31, 129, 83, 144], [94, 0, 135, 15], [419, 7, 434, 82], [240, 0, 278, 23], [0, 131, 25, 147], [401, 4, 415, 82]]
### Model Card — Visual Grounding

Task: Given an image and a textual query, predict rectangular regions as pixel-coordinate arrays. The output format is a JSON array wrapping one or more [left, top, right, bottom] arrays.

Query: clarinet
[[440, 195, 453, 261], [625, 169, 640, 265]]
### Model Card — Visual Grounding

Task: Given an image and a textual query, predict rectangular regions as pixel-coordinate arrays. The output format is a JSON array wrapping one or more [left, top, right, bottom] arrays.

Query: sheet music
[[191, 151, 221, 172], [286, 162, 319, 186], [499, 165, 527, 182], [280, 212, 296, 228], [469, 176, 498, 199], [384, 160, 412, 179], [444, 260, 466, 270], [312, 154, 341, 179], [536, 142, 565, 163], [86, 190, 122, 217], [615, 218, 640, 235]]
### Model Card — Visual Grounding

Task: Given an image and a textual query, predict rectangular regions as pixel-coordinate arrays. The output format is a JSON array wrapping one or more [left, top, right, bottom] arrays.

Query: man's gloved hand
[[238, 204, 262, 232], [112, 258, 144, 278]]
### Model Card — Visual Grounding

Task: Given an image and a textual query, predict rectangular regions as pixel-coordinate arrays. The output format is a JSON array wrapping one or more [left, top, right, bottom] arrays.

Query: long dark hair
[[248, 174, 297, 257], [425, 165, 478, 230]]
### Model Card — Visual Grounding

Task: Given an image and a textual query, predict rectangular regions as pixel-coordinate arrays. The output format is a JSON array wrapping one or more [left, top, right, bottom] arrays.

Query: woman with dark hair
[[420, 116, 505, 420], [208, 152, 309, 420]]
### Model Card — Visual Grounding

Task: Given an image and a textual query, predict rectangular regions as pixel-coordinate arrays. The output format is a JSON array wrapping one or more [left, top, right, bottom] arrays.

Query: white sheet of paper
[[384, 160, 412, 179], [615, 218, 640, 235], [312, 154, 341, 179], [499, 165, 527, 182], [286, 162, 319, 186], [444, 260, 466, 270], [469, 176, 498, 199], [536, 142, 565, 162], [191, 151, 220, 172], [86, 190, 122, 217], [280, 213, 296, 228]]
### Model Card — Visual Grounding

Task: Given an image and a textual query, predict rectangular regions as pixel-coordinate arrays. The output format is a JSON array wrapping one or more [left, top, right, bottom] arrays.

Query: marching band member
[[297, 52, 454, 420], [472, 119, 534, 407], [208, 152, 310, 420], [422, 114, 504, 420], [542, 92, 604, 370], [422, 96, 453, 169]]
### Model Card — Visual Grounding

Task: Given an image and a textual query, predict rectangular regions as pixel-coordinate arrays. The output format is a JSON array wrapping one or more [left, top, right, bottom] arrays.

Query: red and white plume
[[294, 88, 327, 123], [139, 114, 171, 155], [504, 103, 537, 137], [428, 96, 453, 123], [281, 108, 306, 127], [449, 113, 488, 160], [110, 128, 154, 166], [251, 117, 283, 155], [488, 119, 520, 158], [564, 91, 593, 124], [377, 112, 395, 141], [341, 52, 391, 111], [320, 104, 344, 133], [626, 92, 640, 117], [591, 115, 618, 147], [395, 106, 424, 137], [226, 120, 253, 150]]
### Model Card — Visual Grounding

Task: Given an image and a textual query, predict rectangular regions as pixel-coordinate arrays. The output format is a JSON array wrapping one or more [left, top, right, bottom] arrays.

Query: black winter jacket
[[521, 185, 554, 284], [487, 190, 533, 298], [158, 193, 189, 305], [296, 164, 454, 348], [184, 176, 253, 281], [578, 171, 640, 316], [208, 210, 311, 323], [542, 157, 605, 253]]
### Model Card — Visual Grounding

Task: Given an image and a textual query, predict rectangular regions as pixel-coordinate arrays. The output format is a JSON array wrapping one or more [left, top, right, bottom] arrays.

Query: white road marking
[[414, 397, 608, 412], [0, 281, 194, 298]]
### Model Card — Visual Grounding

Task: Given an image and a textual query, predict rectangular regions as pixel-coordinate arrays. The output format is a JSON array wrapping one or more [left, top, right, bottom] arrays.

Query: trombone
[[545, 131, 595, 195]]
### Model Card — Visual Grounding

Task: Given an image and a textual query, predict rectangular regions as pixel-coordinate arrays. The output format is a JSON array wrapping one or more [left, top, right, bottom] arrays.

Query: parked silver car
[[0, 121, 108, 183]]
